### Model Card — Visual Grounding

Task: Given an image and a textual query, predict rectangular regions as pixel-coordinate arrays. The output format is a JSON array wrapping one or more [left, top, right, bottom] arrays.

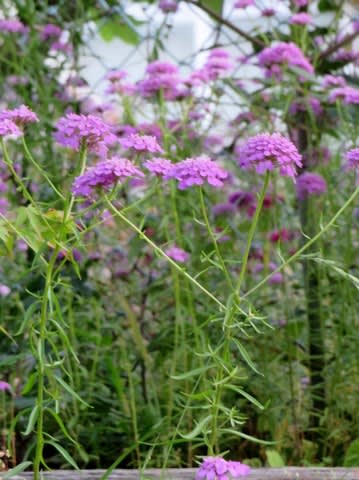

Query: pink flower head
[[72, 156, 144, 197], [137, 60, 185, 100], [290, 13, 312, 25], [196, 457, 250, 480], [54, 113, 117, 156], [165, 155, 228, 189], [296, 172, 327, 199], [159, 0, 178, 13], [0, 105, 38, 126], [237, 133, 302, 178], [295, 0, 308, 5], [0, 380, 11, 391], [258, 42, 314, 78], [0, 18, 28, 34], [164, 246, 190, 263], [234, 0, 255, 8], [119, 134, 163, 154], [40, 23, 62, 41], [0, 119, 22, 138], [144, 157, 173, 176], [322, 75, 346, 89], [328, 86, 359, 104], [0, 284, 11, 297], [345, 148, 359, 170]]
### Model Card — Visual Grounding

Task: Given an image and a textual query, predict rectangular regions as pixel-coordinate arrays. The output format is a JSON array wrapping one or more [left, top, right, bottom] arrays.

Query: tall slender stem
[[236, 172, 270, 295], [244, 185, 359, 298]]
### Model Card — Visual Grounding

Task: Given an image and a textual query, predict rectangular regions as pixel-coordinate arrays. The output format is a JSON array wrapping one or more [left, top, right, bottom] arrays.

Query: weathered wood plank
[[7, 468, 359, 480]]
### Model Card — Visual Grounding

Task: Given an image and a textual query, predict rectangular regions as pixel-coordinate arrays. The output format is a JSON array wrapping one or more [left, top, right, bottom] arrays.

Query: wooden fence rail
[[7, 468, 359, 480]]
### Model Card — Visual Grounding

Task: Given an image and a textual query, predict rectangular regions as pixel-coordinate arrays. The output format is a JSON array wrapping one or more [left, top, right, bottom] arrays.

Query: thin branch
[[318, 30, 359, 62], [184, 0, 265, 49]]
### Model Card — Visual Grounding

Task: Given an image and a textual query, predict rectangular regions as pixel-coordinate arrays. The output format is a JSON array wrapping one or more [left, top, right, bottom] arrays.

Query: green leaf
[[266, 449, 285, 467], [23, 405, 39, 436], [45, 440, 79, 469], [46, 408, 79, 446], [180, 415, 212, 440], [99, 17, 140, 45], [171, 364, 215, 380], [232, 338, 261, 374], [344, 438, 359, 466], [201, 0, 223, 15], [222, 428, 274, 445], [54, 375, 92, 408], [2, 461, 32, 478], [224, 385, 264, 410]]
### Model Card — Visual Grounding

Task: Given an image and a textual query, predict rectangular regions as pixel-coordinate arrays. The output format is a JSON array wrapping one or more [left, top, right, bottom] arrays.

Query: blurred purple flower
[[0, 285, 11, 297], [72, 157, 144, 197], [40, 23, 62, 41], [296, 172, 327, 200], [234, 0, 254, 8], [165, 246, 190, 263], [165, 155, 228, 189], [0, 18, 28, 34], [159, 0, 178, 13], [144, 157, 173, 176], [120, 134, 163, 154], [0, 381, 11, 391], [0, 119, 22, 138], [322, 75, 346, 89], [345, 148, 359, 170], [236, 133, 302, 178], [329, 86, 359, 104], [290, 13, 312, 25], [258, 42, 314, 78], [0, 105, 38, 126]]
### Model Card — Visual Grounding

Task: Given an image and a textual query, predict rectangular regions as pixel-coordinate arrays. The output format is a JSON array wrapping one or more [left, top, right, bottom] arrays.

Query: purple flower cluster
[[137, 60, 184, 100], [0, 18, 28, 34], [0, 105, 39, 126], [296, 172, 327, 200], [54, 113, 117, 156], [345, 148, 359, 170], [196, 457, 250, 480], [188, 49, 232, 85], [144, 157, 173, 176], [236, 133, 302, 178], [72, 157, 144, 197], [258, 42, 314, 78], [119, 134, 163, 153], [165, 155, 228, 189], [40, 23, 62, 41], [322, 75, 346, 89], [0, 119, 22, 138], [328, 86, 359, 104]]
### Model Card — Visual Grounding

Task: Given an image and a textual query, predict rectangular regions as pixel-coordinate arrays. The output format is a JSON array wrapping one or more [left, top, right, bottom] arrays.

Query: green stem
[[199, 187, 234, 291], [22, 137, 65, 200], [33, 245, 60, 480], [104, 197, 226, 310], [236, 172, 270, 295], [244, 184, 359, 298]]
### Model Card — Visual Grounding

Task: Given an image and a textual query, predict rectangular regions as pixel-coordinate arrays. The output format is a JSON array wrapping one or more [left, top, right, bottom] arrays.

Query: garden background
[[0, 0, 358, 478]]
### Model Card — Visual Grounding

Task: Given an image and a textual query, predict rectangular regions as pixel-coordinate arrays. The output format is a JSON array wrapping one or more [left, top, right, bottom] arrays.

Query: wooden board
[[7, 468, 359, 480]]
